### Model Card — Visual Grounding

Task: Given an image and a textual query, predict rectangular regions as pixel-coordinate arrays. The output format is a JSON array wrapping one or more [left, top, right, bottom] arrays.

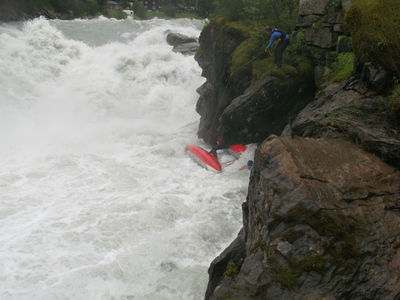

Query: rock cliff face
[[206, 136, 400, 299], [196, 0, 400, 299], [282, 78, 400, 168], [296, 0, 354, 86], [195, 20, 315, 146]]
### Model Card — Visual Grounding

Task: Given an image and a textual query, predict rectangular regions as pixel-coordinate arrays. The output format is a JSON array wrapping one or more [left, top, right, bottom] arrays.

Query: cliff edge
[[196, 0, 400, 299]]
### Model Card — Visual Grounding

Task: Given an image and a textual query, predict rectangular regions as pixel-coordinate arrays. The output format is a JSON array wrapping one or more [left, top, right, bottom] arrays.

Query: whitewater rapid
[[0, 17, 253, 299]]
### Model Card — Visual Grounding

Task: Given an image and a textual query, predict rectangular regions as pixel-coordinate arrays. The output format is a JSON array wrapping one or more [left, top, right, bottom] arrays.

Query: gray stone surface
[[299, 0, 330, 15]]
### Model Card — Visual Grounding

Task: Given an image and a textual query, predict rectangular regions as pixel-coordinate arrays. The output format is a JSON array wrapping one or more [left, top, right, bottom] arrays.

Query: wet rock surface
[[282, 79, 400, 168], [218, 75, 314, 145], [166, 32, 199, 55], [206, 136, 400, 300]]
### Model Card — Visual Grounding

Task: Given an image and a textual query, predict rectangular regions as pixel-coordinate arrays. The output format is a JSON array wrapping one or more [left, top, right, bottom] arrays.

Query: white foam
[[0, 17, 253, 300]]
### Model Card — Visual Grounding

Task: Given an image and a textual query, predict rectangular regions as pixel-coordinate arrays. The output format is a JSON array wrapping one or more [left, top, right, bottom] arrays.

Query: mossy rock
[[388, 85, 400, 126], [345, 0, 400, 75], [231, 39, 253, 77], [252, 56, 312, 82], [270, 255, 328, 290], [224, 260, 239, 277], [213, 17, 254, 40]]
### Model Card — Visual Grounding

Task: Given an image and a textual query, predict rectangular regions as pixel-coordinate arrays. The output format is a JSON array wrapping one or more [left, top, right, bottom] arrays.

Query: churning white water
[[0, 17, 253, 299]]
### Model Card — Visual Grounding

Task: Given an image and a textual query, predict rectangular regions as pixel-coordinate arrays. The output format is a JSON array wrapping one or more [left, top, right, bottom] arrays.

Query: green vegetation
[[0, 0, 106, 18], [345, 0, 400, 76], [214, 0, 299, 29], [224, 18, 312, 85], [104, 7, 127, 19], [133, 1, 147, 19], [324, 52, 355, 82], [224, 260, 239, 277]]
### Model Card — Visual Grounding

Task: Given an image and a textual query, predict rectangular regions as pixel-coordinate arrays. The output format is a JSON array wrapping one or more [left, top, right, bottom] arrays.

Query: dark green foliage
[[214, 0, 245, 21], [213, 0, 299, 30], [346, 0, 400, 75], [104, 7, 127, 19], [0, 0, 106, 18], [196, 0, 215, 17], [162, 4, 177, 17], [133, 1, 147, 19]]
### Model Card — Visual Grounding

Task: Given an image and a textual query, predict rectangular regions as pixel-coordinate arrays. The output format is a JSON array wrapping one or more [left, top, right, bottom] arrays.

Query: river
[[0, 16, 252, 300]]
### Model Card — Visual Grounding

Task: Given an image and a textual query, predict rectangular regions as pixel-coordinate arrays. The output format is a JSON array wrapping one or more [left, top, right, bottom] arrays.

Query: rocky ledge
[[206, 136, 400, 300]]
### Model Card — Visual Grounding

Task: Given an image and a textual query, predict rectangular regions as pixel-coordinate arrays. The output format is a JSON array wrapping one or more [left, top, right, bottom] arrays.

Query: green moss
[[251, 236, 268, 253], [251, 56, 312, 82], [271, 265, 298, 289], [214, 17, 254, 39], [270, 255, 328, 289], [345, 0, 400, 75], [231, 39, 253, 77], [224, 260, 239, 277], [324, 52, 355, 82]]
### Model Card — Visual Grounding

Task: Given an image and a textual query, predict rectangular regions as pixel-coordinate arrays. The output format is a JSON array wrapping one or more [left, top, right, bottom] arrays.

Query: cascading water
[[0, 17, 253, 300]]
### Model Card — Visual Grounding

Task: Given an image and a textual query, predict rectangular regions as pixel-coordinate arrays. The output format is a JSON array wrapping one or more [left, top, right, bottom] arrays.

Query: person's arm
[[266, 32, 278, 50]]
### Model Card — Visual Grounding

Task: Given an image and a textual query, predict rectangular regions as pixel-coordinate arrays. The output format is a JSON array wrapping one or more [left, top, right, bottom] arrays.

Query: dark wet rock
[[282, 79, 400, 169], [166, 32, 197, 46], [166, 32, 199, 55], [217, 74, 314, 146], [172, 42, 199, 55], [206, 136, 400, 300], [304, 26, 336, 49], [360, 62, 392, 93]]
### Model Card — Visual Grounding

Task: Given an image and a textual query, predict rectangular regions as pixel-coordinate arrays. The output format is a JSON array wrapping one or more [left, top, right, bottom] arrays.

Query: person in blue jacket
[[264, 25, 290, 68]]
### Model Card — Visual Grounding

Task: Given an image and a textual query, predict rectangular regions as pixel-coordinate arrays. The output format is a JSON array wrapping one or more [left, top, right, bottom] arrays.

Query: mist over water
[[0, 17, 252, 299]]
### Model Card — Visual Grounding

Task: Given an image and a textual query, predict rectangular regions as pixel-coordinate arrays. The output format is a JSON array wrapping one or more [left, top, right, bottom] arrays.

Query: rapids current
[[0, 17, 253, 300]]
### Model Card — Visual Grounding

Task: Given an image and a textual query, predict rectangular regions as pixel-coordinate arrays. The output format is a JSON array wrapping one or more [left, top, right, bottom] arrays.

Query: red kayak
[[228, 144, 247, 159], [186, 145, 222, 172]]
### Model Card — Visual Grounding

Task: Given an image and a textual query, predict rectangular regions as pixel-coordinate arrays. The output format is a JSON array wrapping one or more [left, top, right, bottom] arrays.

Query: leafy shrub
[[345, 0, 400, 75]]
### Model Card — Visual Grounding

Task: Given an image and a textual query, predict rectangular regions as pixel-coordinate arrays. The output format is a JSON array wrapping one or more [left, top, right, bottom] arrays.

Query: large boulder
[[217, 71, 314, 145], [282, 79, 400, 169], [206, 136, 400, 300], [166, 32, 199, 55], [166, 32, 197, 46], [194, 19, 249, 144], [172, 42, 199, 55]]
